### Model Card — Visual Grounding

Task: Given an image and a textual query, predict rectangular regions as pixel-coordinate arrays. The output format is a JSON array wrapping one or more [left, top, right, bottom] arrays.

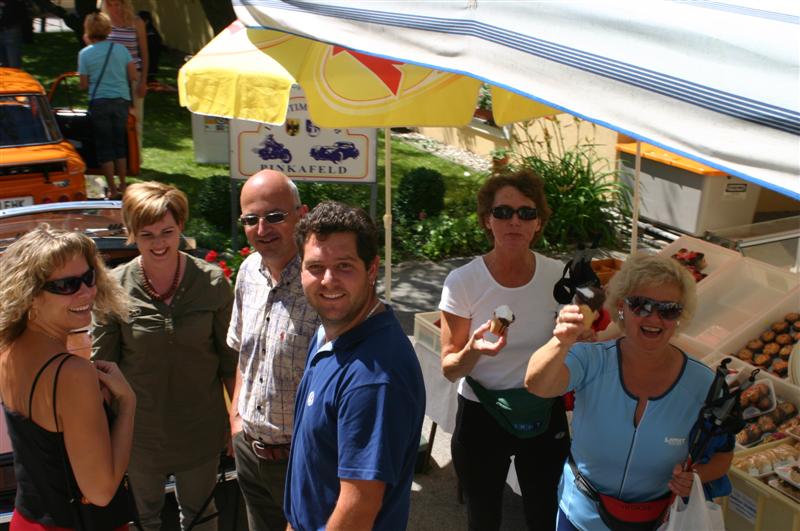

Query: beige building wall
[[421, 120, 797, 216], [418, 114, 619, 169], [133, 0, 215, 54]]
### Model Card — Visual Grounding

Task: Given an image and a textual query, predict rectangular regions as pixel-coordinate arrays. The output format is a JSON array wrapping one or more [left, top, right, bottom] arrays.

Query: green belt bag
[[466, 376, 554, 438]]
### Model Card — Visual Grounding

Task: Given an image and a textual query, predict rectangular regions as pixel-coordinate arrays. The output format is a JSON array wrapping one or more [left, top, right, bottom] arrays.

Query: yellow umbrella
[[179, 21, 557, 297], [179, 21, 554, 127]]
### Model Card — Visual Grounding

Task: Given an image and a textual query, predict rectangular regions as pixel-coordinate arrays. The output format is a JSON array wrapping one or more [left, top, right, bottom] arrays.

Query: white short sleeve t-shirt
[[439, 252, 564, 401]]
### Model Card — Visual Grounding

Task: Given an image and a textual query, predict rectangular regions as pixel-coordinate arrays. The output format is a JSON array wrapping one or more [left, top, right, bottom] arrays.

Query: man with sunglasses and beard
[[284, 201, 425, 531], [525, 253, 734, 531], [227, 170, 320, 531]]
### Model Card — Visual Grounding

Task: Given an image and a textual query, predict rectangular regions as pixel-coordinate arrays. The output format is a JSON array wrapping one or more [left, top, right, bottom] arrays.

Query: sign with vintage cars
[[229, 86, 377, 183]]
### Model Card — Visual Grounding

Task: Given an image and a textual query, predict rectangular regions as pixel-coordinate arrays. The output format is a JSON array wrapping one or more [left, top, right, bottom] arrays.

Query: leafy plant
[[204, 246, 253, 282], [195, 175, 241, 233], [394, 167, 446, 224], [393, 212, 489, 261], [512, 116, 631, 250], [477, 83, 492, 111], [186, 217, 231, 251], [490, 147, 509, 160]]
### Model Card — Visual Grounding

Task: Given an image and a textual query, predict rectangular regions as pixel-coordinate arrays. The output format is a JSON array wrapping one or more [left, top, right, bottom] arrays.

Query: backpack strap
[[27, 352, 71, 424], [91, 42, 116, 102]]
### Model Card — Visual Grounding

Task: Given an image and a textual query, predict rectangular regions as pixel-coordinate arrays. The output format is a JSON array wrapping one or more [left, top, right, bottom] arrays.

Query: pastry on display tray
[[670, 248, 708, 282], [732, 311, 800, 380], [768, 477, 800, 503], [775, 464, 800, 489], [736, 399, 798, 447], [733, 441, 800, 477], [740, 380, 777, 420]]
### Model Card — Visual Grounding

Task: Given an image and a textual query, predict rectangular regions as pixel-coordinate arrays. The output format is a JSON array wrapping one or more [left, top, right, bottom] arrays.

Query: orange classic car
[[0, 67, 87, 208]]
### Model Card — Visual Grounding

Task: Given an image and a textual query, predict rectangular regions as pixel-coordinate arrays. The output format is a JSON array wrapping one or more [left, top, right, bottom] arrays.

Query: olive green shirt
[[92, 253, 238, 472]]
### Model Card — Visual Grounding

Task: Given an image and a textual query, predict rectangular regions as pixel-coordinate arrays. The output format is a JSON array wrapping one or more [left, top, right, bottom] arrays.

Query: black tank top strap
[[27, 352, 72, 423], [51, 354, 74, 432]]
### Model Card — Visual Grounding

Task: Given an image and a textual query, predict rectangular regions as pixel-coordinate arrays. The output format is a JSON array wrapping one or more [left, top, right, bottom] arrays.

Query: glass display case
[[707, 216, 800, 273]]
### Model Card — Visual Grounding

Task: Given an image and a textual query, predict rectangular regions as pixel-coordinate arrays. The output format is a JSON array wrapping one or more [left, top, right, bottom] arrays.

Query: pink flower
[[222, 266, 232, 279], [218, 260, 227, 268], [239, 247, 251, 257], [205, 250, 218, 262]]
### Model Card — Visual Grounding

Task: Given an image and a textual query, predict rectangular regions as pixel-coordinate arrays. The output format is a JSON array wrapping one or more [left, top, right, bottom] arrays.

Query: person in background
[[78, 11, 135, 199], [137, 11, 161, 83], [93, 182, 238, 531], [102, 0, 147, 152], [0, 0, 27, 68], [284, 201, 425, 530], [227, 170, 319, 530], [525, 252, 734, 531], [439, 169, 570, 531], [0, 225, 134, 529]]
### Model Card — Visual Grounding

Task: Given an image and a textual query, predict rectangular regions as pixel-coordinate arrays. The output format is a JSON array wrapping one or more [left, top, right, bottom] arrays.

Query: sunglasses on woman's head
[[624, 296, 683, 321], [42, 268, 96, 295], [239, 211, 289, 226], [491, 205, 538, 221]]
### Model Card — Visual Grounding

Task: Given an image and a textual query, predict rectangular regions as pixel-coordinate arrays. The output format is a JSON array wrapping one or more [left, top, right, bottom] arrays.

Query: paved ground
[[379, 257, 529, 530]]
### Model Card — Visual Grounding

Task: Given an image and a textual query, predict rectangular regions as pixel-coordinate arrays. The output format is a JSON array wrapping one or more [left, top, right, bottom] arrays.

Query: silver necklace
[[365, 299, 383, 320]]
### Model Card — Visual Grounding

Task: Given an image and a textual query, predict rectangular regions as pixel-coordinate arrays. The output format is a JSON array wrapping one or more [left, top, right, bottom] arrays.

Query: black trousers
[[452, 394, 570, 531]]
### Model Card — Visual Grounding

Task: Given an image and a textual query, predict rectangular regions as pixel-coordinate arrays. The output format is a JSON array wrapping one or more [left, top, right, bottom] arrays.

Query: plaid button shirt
[[227, 253, 319, 444]]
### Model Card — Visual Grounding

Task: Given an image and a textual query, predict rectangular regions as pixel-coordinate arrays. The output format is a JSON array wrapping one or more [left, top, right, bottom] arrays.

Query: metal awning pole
[[630, 141, 642, 254], [383, 128, 392, 302]]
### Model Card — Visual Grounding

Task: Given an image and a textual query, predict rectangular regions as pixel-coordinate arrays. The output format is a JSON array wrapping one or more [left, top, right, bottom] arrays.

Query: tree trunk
[[197, 0, 237, 35], [29, 0, 97, 43]]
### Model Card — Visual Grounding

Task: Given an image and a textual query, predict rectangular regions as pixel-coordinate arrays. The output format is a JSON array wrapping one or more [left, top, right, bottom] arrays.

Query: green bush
[[296, 182, 373, 210], [394, 167, 446, 224], [394, 212, 489, 261], [195, 175, 241, 232], [186, 217, 231, 251]]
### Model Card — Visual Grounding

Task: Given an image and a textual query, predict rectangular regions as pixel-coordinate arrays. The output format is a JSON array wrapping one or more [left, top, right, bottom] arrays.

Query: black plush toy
[[552, 242, 602, 305]]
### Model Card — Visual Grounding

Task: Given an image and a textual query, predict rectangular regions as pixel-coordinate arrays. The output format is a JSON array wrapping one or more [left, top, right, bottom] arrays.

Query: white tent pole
[[630, 141, 641, 254], [383, 127, 392, 302]]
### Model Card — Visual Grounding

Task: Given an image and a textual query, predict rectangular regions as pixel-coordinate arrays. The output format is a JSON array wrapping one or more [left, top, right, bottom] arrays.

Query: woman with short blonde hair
[[121, 181, 189, 244], [79, 10, 137, 198], [0, 225, 135, 529], [94, 182, 238, 531], [525, 252, 732, 530]]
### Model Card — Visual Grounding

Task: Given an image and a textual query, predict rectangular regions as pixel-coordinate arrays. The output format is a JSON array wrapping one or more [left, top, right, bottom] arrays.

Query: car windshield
[[0, 94, 62, 147]]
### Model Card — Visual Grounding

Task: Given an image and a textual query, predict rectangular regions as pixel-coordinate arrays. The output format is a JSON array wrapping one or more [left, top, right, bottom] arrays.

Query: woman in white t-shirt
[[439, 169, 569, 531]]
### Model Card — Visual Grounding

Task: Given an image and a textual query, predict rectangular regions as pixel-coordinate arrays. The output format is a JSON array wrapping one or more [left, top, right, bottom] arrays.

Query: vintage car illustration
[[309, 141, 359, 163]]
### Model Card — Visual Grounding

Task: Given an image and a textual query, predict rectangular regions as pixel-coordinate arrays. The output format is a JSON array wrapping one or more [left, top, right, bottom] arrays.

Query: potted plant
[[474, 83, 495, 124], [490, 147, 510, 173]]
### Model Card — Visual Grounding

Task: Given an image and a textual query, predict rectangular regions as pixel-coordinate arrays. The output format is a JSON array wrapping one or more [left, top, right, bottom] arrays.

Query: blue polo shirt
[[284, 307, 426, 531], [559, 340, 718, 530]]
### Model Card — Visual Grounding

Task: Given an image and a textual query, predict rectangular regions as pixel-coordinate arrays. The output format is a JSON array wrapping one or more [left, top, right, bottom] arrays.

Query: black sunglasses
[[625, 296, 683, 321], [42, 268, 96, 295], [239, 211, 289, 226], [491, 205, 538, 221]]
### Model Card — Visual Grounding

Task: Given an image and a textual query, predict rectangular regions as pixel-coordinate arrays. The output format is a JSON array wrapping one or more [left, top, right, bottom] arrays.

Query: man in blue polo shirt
[[285, 201, 425, 531]]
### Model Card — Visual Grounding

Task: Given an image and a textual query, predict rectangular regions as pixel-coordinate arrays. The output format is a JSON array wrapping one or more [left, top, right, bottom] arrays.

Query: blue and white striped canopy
[[234, 0, 799, 199]]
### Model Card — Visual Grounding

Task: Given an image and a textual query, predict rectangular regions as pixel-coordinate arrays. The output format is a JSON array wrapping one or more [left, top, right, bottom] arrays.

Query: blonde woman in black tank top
[[0, 225, 134, 529]]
